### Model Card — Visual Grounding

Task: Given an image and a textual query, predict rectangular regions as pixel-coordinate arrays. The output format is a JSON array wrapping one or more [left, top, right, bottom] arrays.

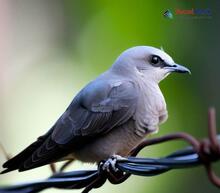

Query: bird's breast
[[134, 80, 167, 132]]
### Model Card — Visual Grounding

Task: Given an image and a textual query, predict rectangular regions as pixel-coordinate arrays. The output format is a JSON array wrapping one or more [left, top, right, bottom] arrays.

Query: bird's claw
[[100, 155, 126, 173]]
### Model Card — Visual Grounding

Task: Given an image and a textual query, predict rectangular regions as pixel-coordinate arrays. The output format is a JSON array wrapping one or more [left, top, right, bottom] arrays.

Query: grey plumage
[[1, 46, 190, 173]]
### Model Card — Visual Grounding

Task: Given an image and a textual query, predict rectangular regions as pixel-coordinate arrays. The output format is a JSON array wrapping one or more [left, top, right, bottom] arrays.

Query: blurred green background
[[0, 0, 219, 193]]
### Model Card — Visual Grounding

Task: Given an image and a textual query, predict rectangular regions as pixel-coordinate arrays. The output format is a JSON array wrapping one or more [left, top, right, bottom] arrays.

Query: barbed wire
[[0, 108, 219, 193]]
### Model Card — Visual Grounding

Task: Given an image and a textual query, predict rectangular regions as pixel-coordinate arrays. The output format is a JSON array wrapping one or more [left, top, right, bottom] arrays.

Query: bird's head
[[112, 46, 190, 83]]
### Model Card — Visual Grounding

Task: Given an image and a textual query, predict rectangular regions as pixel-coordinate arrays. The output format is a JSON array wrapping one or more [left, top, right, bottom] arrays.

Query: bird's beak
[[164, 63, 191, 74]]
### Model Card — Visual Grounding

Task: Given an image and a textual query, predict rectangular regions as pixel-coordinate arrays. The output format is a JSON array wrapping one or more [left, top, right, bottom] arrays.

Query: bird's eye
[[151, 56, 159, 64]]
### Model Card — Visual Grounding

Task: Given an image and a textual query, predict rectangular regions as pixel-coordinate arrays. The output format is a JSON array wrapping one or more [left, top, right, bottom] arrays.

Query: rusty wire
[[0, 108, 219, 193]]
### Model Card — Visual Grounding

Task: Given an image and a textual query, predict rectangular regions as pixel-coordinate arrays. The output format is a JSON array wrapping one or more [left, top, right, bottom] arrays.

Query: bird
[[1, 46, 190, 174]]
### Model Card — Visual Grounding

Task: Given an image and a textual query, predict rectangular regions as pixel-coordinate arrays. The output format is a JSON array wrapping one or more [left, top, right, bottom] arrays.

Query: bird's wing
[[2, 80, 138, 172], [52, 80, 138, 145]]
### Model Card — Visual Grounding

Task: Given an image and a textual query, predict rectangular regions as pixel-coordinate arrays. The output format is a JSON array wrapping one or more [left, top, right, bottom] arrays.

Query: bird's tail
[[1, 130, 52, 174]]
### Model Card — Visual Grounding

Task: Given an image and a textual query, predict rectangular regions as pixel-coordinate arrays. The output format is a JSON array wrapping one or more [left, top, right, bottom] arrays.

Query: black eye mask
[[150, 55, 171, 68]]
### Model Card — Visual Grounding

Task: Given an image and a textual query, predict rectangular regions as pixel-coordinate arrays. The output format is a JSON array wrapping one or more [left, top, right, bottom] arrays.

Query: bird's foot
[[100, 155, 126, 173]]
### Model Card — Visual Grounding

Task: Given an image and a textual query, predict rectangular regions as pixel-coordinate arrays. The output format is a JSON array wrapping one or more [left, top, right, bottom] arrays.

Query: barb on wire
[[0, 108, 219, 193]]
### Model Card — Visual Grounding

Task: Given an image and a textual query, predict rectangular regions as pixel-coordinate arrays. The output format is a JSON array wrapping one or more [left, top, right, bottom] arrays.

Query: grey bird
[[1, 46, 190, 173]]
